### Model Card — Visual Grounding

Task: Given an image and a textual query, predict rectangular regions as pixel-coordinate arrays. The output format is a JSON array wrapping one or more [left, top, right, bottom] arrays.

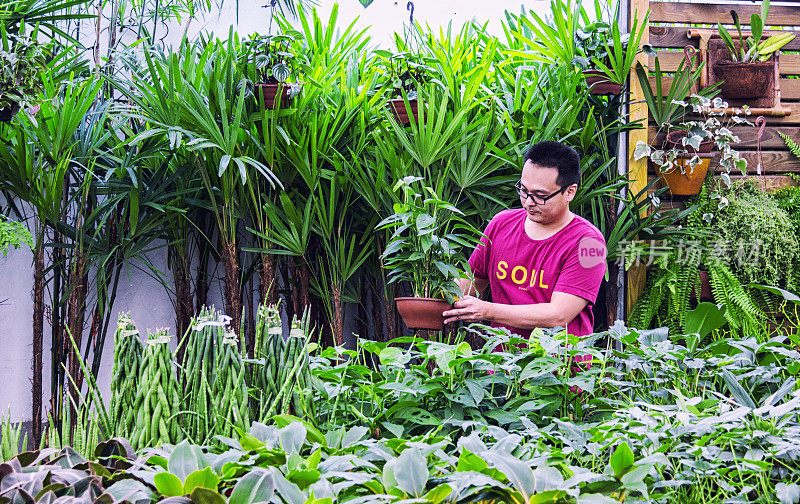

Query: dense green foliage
[[3, 313, 800, 503]]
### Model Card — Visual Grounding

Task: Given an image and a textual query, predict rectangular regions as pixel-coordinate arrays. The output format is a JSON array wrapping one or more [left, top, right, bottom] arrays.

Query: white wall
[[181, 1, 548, 47]]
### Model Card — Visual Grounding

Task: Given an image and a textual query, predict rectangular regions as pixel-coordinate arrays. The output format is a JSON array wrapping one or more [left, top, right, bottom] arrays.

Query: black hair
[[523, 141, 581, 187]]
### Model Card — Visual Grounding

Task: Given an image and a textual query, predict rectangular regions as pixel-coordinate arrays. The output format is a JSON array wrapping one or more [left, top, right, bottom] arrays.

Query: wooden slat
[[650, 26, 800, 51], [648, 26, 698, 49], [734, 151, 800, 173], [627, 0, 650, 319], [647, 52, 800, 75], [647, 77, 800, 115], [650, 2, 800, 26], [728, 126, 800, 148], [645, 151, 800, 173], [784, 79, 800, 101], [647, 127, 800, 149], [781, 55, 800, 76], [647, 51, 700, 71]]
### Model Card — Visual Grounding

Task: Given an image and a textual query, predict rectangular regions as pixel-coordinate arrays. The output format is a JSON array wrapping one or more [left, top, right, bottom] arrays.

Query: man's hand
[[442, 295, 492, 325]]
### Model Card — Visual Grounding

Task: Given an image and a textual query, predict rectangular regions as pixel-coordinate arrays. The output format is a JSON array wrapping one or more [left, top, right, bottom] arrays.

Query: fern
[[673, 249, 701, 328], [708, 262, 762, 330], [780, 131, 800, 159]]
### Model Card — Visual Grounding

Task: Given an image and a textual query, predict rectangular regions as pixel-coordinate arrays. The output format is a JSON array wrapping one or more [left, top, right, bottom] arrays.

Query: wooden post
[[626, 0, 651, 318]]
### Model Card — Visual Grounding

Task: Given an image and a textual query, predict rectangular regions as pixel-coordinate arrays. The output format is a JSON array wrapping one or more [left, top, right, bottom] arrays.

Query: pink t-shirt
[[468, 209, 607, 338]]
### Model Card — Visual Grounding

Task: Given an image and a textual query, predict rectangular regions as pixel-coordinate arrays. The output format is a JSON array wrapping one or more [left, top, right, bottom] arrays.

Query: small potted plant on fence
[[635, 94, 751, 195], [242, 33, 302, 109], [377, 176, 481, 331], [0, 32, 48, 123], [574, 10, 649, 96], [376, 50, 432, 125], [714, 1, 795, 100]]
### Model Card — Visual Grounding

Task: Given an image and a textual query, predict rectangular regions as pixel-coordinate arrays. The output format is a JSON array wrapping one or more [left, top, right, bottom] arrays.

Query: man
[[442, 141, 607, 337]]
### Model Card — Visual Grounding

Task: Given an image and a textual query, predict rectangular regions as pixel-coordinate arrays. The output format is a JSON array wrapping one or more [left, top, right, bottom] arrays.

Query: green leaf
[[272, 415, 326, 446], [155, 473, 185, 497], [286, 468, 320, 489], [722, 369, 757, 409], [394, 449, 428, 497], [229, 468, 274, 504], [610, 442, 635, 478], [184, 468, 220, 495], [105, 480, 156, 503], [168, 441, 208, 482], [777, 483, 800, 504], [423, 483, 452, 504], [416, 214, 435, 231], [683, 302, 727, 338], [481, 451, 535, 502], [239, 432, 265, 452], [750, 284, 800, 304], [218, 154, 232, 176], [578, 494, 619, 504], [189, 487, 225, 504]]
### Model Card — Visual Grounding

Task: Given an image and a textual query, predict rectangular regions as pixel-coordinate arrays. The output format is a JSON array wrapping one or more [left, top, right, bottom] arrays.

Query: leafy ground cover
[[2, 312, 800, 504]]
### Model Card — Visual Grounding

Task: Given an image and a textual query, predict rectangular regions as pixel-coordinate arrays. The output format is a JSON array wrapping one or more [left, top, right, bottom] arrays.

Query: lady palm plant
[[127, 36, 280, 333]]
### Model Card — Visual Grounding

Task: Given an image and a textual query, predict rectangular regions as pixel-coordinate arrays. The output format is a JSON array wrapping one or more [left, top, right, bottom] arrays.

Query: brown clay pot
[[665, 130, 713, 154], [256, 83, 292, 109], [655, 156, 711, 196], [690, 270, 715, 303], [395, 297, 452, 331], [583, 70, 623, 96], [712, 60, 773, 100], [387, 98, 422, 125]]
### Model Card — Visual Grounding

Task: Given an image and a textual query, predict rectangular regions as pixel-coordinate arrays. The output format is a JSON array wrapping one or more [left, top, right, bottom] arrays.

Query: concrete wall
[[0, 0, 550, 424]]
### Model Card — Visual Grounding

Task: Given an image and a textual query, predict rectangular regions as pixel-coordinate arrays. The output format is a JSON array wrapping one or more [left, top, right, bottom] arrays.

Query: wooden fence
[[626, 0, 800, 314]]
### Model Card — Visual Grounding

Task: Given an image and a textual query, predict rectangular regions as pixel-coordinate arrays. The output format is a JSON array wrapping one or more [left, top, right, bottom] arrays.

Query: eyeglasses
[[515, 181, 568, 205]]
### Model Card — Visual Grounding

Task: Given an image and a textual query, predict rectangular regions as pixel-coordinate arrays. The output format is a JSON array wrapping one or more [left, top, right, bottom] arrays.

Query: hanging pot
[[0, 101, 20, 123], [387, 98, 421, 125], [665, 130, 714, 153], [583, 70, 623, 96], [654, 156, 711, 196], [712, 60, 773, 100], [256, 83, 293, 109], [395, 297, 451, 331]]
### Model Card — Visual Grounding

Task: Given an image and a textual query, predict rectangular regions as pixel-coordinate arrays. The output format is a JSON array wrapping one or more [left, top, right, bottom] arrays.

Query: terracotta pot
[[387, 98, 420, 125], [395, 297, 452, 331], [655, 156, 710, 196], [665, 130, 713, 154], [690, 270, 715, 303], [712, 60, 773, 99], [256, 83, 292, 109], [583, 70, 623, 96]]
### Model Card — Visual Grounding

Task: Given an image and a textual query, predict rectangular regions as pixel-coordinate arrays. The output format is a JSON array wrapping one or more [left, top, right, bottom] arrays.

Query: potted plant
[[377, 176, 480, 331], [0, 32, 48, 123], [241, 33, 302, 109], [574, 9, 649, 96], [714, 1, 795, 100], [636, 94, 751, 195], [376, 50, 432, 125]]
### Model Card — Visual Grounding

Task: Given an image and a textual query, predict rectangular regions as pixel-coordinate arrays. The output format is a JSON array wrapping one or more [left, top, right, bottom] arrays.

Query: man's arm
[[442, 291, 588, 329]]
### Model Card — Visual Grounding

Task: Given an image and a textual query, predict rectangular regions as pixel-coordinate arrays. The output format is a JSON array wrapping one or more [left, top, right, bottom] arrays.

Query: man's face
[[518, 161, 576, 224]]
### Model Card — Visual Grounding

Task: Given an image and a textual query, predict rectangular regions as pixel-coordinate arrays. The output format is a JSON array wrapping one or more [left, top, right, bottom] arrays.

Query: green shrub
[[711, 180, 800, 292]]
